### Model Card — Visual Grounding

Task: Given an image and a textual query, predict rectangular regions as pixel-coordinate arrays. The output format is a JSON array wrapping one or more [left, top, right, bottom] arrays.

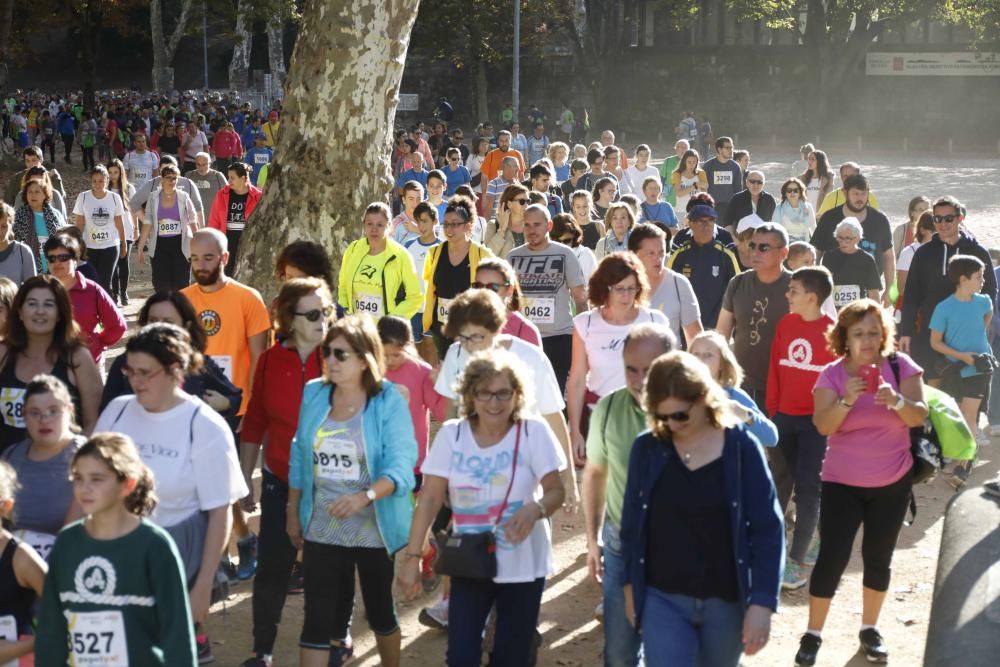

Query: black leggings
[[151, 235, 191, 292], [809, 468, 913, 598], [87, 245, 120, 295], [110, 241, 132, 298]]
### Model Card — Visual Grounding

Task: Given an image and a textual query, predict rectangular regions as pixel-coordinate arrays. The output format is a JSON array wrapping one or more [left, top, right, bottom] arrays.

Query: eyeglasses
[[513, 198, 528, 205], [610, 285, 640, 295], [456, 332, 487, 345], [471, 281, 509, 292], [45, 253, 74, 264], [933, 214, 959, 223], [294, 306, 333, 322], [747, 179, 764, 185], [473, 388, 514, 403], [748, 242, 780, 253], [122, 365, 166, 381], [784, 188, 801, 194], [654, 409, 691, 423], [328, 348, 358, 362], [25, 406, 65, 421]]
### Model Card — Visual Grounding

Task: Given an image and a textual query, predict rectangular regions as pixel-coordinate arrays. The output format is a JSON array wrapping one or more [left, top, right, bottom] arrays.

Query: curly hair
[[442, 288, 507, 339], [455, 349, 533, 424], [125, 322, 204, 379], [826, 298, 895, 357]]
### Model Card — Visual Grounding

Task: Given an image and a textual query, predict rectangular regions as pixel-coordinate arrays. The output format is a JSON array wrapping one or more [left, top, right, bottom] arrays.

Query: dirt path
[[17, 152, 999, 666]]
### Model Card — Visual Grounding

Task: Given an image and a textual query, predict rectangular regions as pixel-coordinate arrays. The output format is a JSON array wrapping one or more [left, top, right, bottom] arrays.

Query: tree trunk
[[267, 19, 286, 89], [0, 0, 14, 97], [474, 57, 489, 124], [151, 0, 195, 92], [236, 0, 422, 302], [229, 1, 252, 90], [78, 3, 100, 111]]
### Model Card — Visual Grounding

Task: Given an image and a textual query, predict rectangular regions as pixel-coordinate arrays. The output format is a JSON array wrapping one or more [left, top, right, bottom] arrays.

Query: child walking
[[35, 433, 197, 666]]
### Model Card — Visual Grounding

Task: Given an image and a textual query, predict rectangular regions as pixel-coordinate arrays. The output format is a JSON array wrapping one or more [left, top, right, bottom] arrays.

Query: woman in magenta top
[[793, 299, 928, 667], [473, 257, 541, 347]]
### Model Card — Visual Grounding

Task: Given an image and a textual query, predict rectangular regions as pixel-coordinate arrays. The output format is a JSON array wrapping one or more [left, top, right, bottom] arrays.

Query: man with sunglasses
[[721, 170, 776, 232], [582, 323, 676, 666], [183, 228, 273, 581], [899, 196, 996, 385]]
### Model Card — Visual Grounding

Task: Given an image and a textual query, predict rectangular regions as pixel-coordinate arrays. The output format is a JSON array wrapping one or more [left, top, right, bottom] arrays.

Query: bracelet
[[838, 397, 854, 409], [535, 500, 547, 519], [404, 552, 422, 559]]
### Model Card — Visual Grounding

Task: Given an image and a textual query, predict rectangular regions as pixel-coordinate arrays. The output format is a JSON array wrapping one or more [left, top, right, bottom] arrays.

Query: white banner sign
[[398, 94, 419, 111], [867, 52, 1000, 76]]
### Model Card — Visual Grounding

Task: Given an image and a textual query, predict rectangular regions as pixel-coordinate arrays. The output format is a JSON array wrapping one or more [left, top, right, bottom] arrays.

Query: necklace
[[682, 451, 692, 463]]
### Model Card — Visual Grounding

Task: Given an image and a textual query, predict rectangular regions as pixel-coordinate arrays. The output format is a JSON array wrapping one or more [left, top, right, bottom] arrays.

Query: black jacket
[[898, 230, 997, 339], [722, 189, 776, 230]]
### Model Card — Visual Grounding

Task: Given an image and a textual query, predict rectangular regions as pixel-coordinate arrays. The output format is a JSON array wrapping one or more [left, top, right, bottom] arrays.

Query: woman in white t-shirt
[[398, 348, 566, 667], [181, 121, 209, 173], [95, 323, 247, 643], [71, 165, 126, 295], [567, 252, 669, 462], [622, 143, 660, 196]]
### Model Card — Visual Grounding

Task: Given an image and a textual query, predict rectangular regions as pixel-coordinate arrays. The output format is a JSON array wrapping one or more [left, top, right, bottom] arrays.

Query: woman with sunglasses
[[422, 197, 494, 359], [397, 349, 567, 667], [472, 257, 541, 347], [43, 233, 126, 367], [237, 278, 331, 666], [136, 164, 201, 292], [550, 212, 597, 283], [567, 252, 669, 463], [620, 351, 783, 666], [484, 184, 530, 258], [0, 275, 102, 452], [286, 315, 416, 667], [100, 290, 241, 419], [95, 323, 248, 658], [771, 177, 817, 243]]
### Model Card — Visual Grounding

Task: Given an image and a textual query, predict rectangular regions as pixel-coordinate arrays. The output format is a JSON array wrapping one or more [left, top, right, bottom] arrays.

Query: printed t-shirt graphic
[[507, 244, 584, 336], [351, 252, 390, 317]]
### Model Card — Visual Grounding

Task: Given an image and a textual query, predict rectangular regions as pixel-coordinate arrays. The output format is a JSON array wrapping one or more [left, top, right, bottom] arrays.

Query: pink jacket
[[69, 273, 126, 364]]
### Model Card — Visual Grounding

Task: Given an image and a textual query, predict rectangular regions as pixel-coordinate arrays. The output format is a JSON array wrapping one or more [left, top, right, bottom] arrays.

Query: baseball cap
[[255, 131, 267, 140], [736, 213, 767, 235], [688, 204, 717, 221]]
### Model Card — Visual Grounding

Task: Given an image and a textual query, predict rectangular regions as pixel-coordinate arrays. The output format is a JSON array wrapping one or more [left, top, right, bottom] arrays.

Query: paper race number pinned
[[353, 293, 383, 318], [522, 297, 555, 324], [16, 529, 56, 561], [436, 297, 454, 325], [713, 172, 733, 185], [158, 218, 182, 237], [0, 387, 25, 429], [313, 435, 360, 482], [66, 610, 129, 666], [833, 285, 861, 309]]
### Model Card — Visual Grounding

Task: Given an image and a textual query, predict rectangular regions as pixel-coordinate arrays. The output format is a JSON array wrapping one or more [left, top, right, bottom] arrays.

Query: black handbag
[[434, 422, 521, 580]]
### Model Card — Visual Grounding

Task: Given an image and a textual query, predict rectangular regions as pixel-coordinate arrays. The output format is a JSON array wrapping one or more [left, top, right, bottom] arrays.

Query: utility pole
[[512, 0, 520, 122]]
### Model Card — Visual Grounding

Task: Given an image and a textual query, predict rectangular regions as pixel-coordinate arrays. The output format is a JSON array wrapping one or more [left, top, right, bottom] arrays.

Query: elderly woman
[[397, 348, 567, 667], [13, 177, 66, 273], [595, 202, 636, 259], [620, 351, 784, 666], [820, 217, 882, 310], [13, 166, 68, 220], [567, 252, 669, 461], [794, 299, 927, 666], [0, 202, 36, 285]]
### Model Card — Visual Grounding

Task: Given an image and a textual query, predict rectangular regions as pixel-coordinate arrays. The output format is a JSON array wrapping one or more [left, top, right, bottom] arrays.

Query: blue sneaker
[[237, 533, 258, 580], [804, 536, 820, 566], [782, 559, 809, 590]]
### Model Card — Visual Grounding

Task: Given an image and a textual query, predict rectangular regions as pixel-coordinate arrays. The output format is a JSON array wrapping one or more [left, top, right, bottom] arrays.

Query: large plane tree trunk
[[151, 0, 196, 91], [267, 19, 287, 90], [236, 0, 422, 302], [229, 1, 252, 90]]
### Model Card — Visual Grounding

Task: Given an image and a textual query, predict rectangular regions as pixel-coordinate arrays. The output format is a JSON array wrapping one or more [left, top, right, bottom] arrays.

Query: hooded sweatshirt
[[898, 230, 996, 339]]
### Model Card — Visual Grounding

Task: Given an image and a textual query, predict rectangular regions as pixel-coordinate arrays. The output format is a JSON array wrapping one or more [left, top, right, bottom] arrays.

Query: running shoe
[[237, 533, 259, 580], [858, 628, 889, 663], [328, 640, 354, 666], [421, 542, 440, 592], [418, 597, 449, 630], [948, 463, 971, 489], [239, 657, 271, 667], [803, 536, 821, 566], [287, 561, 304, 595], [782, 559, 809, 590], [196, 634, 214, 664], [221, 557, 239, 585], [794, 633, 822, 666]]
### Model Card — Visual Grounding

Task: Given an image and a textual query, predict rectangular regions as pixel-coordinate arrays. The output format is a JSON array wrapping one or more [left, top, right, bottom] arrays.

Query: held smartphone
[[859, 364, 881, 393]]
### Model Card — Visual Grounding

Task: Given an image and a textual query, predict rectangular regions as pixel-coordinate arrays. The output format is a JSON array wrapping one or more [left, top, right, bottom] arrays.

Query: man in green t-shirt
[[659, 138, 689, 207], [582, 322, 676, 666]]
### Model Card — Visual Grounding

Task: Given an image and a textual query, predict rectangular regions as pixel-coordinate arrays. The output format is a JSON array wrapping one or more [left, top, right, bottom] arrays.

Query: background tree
[[236, 0, 422, 301], [150, 0, 196, 91]]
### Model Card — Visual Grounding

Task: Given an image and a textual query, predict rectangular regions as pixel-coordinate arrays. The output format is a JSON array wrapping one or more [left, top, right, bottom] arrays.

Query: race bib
[[833, 285, 861, 309], [210, 355, 233, 382], [436, 297, 453, 324], [0, 387, 25, 429], [713, 171, 733, 185], [523, 296, 555, 324], [0, 614, 16, 667], [66, 610, 128, 666], [313, 433, 360, 482], [89, 229, 111, 244], [158, 218, 181, 237], [253, 154, 269, 164], [15, 529, 56, 561], [353, 293, 383, 318]]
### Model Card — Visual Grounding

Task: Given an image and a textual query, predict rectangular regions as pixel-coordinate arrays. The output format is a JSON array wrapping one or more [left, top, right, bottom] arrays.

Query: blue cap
[[254, 132, 267, 140], [688, 204, 717, 220]]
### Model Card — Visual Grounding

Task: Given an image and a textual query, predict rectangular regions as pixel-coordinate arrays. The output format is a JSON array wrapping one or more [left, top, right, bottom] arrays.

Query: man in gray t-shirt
[[184, 152, 229, 216], [508, 205, 587, 393], [129, 155, 205, 227]]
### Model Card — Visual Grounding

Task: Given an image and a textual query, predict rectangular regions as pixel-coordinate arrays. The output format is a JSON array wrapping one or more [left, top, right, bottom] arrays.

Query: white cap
[[736, 213, 767, 235]]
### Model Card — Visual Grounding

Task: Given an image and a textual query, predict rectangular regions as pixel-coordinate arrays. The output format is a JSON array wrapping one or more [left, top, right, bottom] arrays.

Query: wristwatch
[[364, 488, 377, 504], [838, 396, 854, 409], [890, 394, 905, 411]]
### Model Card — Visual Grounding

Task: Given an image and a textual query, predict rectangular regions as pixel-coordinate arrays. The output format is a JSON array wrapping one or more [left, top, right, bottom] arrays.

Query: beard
[[845, 199, 867, 213], [194, 262, 223, 286]]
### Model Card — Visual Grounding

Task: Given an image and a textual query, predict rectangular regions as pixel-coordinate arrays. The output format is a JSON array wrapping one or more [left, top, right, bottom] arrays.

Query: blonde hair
[[644, 351, 737, 440], [689, 330, 744, 388], [455, 349, 533, 424], [604, 202, 636, 232]]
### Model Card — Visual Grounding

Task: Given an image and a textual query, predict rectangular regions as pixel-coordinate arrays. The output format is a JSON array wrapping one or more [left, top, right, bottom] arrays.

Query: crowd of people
[[0, 90, 995, 667]]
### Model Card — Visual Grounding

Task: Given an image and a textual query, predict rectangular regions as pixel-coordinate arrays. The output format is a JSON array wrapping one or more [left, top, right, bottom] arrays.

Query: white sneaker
[[418, 597, 449, 630]]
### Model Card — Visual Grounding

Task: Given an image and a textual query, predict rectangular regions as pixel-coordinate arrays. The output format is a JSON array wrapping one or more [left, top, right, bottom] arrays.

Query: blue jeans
[[745, 387, 792, 510], [640, 588, 744, 667], [447, 575, 545, 667], [774, 412, 826, 562], [602, 520, 643, 667]]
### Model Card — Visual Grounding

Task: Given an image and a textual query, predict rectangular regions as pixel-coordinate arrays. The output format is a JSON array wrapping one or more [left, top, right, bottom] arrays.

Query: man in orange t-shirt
[[478, 130, 526, 196], [182, 228, 272, 578]]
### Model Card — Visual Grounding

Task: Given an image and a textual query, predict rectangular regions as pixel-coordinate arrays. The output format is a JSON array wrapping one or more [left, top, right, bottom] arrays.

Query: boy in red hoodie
[[767, 266, 837, 590]]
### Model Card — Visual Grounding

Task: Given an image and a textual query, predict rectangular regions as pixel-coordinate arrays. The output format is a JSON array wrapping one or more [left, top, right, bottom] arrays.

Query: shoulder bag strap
[[493, 421, 521, 529]]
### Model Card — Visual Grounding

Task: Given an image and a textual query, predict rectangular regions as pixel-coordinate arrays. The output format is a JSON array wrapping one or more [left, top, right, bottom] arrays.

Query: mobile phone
[[859, 364, 880, 393]]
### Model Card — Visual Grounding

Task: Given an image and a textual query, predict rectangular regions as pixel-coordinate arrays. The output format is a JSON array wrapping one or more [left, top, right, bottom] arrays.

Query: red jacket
[[207, 184, 262, 232], [68, 273, 127, 364], [211, 130, 243, 159], [241, 342, 324, 482], [766, 313, 837, 416]]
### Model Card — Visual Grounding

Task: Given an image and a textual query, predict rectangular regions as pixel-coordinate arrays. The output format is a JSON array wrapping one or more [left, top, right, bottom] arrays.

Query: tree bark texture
[[0, 0, 14, 99], [229, 0, 252, 90], [236, 0, 422, 302], [267, 19, 287, 88], [151, 0, 196, 91]]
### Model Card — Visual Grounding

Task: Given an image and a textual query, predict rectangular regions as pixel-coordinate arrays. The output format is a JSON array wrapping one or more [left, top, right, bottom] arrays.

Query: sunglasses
[[785, 188, 801, 194], [513, 198, 529, 205], [654, 409, 691, 423], [328, 348, 358, 362], [933, 214, 959, 223], [747, 179, 764, 185], [45, 253, 74, 264], [748, 242, 779, 253], [294, 306, 333, 322], [471, 281, 509, 292]]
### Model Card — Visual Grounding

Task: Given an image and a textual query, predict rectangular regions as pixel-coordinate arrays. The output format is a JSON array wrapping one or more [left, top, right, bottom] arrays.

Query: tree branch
[[165, 0, 196, 61]]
